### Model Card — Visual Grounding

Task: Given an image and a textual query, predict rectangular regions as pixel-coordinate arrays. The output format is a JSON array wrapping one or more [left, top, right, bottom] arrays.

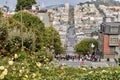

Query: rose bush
[[0, 52, 120, 80]]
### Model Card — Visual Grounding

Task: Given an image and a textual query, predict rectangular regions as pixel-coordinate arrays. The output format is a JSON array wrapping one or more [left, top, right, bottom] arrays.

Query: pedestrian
[[114, 58, 118, 67], [107, 58, 109, 62], [80, 61, 85, 67]]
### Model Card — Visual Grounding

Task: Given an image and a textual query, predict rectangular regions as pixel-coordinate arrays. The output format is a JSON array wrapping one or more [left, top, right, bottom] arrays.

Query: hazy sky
[[0, 0, 90, 9], [0, 0, 120, 10]]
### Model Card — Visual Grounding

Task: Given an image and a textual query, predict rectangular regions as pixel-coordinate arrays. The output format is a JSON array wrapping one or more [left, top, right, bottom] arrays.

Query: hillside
[[78, 0, 120, 6]]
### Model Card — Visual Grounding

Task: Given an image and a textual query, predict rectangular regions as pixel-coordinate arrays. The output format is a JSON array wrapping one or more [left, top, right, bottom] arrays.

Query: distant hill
[[93, 0, 120, 6], [78, 0, 120, 6], [45, 4, 65, 9], [45, 4, 73, 9]]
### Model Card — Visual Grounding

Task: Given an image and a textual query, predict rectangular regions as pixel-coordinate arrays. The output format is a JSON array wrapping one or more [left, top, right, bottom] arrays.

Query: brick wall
[[103, 35, 111, 54]]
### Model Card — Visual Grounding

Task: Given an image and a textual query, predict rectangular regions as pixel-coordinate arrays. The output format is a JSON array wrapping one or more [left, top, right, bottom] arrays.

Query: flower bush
[[0, 52, 120, 80]]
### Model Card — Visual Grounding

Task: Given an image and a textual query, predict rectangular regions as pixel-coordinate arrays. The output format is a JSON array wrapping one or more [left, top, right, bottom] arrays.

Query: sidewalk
[[100, 58, 115, 62]]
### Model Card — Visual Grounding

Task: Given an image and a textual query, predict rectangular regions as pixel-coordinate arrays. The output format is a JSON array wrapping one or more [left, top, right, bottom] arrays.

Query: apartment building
[[48, 3, 70, 47], [99, 22, 120, 58]]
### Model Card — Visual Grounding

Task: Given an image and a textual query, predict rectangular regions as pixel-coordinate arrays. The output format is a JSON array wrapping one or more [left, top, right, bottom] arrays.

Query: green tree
[[2, 18, 26, 54], [0, 10, 64, 56], [16, 0, 36, 11], [75, 38, 98, 55], [0, 21, 8, 55], [0, 8, 3, 18], [44, 26, 64, 54], [12, 11, 44, 30], [12, 11, 45, 51]]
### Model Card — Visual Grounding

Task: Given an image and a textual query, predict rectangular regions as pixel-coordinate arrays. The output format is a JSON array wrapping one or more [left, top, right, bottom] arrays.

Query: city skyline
[[0, 0, 91, 10], [0, 0, 120, 10]]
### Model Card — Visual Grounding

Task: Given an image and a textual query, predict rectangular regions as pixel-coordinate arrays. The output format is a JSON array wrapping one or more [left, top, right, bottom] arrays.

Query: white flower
[[0, 74, 4, 79], [2, 69, 8, 76], [45, 67, 49, 70], [102, 70, 107, 73], [12, 58, 14, 60], [23, 78, 27, 80], [115, 70, 118, 73], [14, 54, 18, 59], [19, 70, 23, 73], [0, 66, 4, 70], [25, 75, 28, 78], [22, 67, 25, 70], [32, 73, 36, 78], [8, 61, 14, 65], [36, 62, 41, 68], [110, 71, 112, 74], [82, 68, 87, 71], [88, 71, 93, 74], [60, 66, 64, 70]]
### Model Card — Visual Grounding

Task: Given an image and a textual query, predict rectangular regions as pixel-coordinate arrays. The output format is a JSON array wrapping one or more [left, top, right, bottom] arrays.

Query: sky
[[0, 0, 90, 10], [0, 0, 120, 10]]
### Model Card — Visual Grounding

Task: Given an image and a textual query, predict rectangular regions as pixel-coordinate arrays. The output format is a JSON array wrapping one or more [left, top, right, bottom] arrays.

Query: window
[[109, 35, 119, 46], [110, 46, 116, 51], [110, 27, 118, 33]]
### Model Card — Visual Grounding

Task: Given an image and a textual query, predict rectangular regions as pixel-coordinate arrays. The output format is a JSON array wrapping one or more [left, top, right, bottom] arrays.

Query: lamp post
[[91, 43, 95, 54], [52, 30, 54, 53], [20, 6, 24, 51]]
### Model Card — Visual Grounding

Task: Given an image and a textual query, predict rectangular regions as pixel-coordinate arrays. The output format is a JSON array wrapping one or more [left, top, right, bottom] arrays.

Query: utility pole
[[21, 6, 24, 51], [50, 29, 55, 55], [52, 31, 54, 48]]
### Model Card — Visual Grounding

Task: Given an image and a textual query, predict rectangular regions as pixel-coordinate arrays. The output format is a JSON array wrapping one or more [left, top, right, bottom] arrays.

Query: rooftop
[[102, 22, 120, 26]]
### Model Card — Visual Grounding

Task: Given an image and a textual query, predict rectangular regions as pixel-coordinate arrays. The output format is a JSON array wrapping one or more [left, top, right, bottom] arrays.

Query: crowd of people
[[54, 53, 100, 62]]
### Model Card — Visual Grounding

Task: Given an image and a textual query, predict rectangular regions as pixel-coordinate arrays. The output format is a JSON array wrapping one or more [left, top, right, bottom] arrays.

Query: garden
[[1, 3, 120, 80], [0, 51, 120, 80]]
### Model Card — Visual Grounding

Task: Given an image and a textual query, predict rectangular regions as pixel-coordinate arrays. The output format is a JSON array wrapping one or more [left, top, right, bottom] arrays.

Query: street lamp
[[91, 43, 95, 49], [20, 6, 24, 51], [91, 43, 95, 53]]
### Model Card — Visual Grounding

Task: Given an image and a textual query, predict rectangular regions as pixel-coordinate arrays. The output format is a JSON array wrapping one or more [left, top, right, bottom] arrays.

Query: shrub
[[23, 38, 33, 51], [0, 52, 120, 80], [6, 36, 22, 54], [35, 51, 53, 64]]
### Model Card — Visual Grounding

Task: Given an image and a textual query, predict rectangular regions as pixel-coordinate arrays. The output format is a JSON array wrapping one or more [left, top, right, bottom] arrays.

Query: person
[[72, 56, 75, 61], [107, 58, 109, 62], [114, 58, 118, 67], [80, 61, 85, 67]]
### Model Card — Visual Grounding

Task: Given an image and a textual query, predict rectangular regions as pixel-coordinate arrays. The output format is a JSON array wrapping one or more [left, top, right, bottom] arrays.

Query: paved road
[[66, 26, 76, 55], [66, 7, 76, 55], [52, 59, 117, 68]]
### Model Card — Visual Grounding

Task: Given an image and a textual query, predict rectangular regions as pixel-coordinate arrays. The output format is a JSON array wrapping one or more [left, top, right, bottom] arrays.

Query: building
[[37, 12, 50, 27], [47, 3, 70, 47], [32, 4, 41, 11], [29, 9, 50, 27], [99, 22, 120, 58]]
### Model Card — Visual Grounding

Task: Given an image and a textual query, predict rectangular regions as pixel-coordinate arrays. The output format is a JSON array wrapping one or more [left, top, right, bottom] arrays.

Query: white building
[[47, 3, 70, 47]]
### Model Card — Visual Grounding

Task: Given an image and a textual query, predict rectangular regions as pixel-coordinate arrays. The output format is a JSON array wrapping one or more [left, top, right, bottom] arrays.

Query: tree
[[12, 11, 45, 51], [0, 25, 8, 48], [0, 8, 3, 18], [2, 18, 27, 54], [16, 0, 36, 11], [44, 27, 64, 54], [12, 11, 44, 30], [75, 38, 98, 55], [0, 18, 8, 55]]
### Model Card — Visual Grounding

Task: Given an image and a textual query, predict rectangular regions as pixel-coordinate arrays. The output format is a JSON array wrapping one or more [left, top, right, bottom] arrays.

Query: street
[[66, 25, 76, 55], [52, 59, 117, 68]]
